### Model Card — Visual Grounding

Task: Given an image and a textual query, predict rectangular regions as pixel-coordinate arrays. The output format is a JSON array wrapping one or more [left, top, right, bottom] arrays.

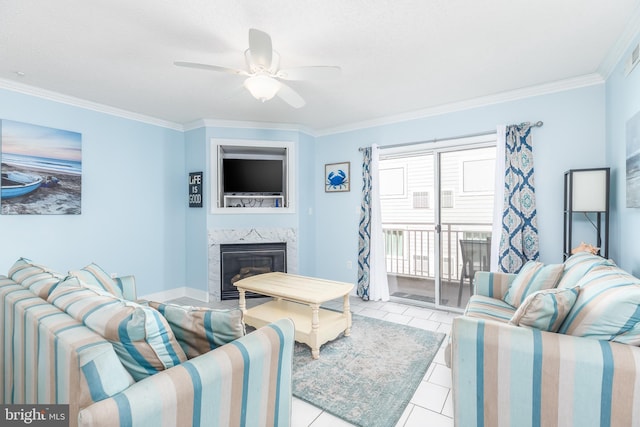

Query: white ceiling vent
[[625, 42, 640, 77]]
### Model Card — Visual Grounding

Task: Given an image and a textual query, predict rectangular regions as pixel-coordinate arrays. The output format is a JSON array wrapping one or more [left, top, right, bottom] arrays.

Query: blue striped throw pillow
[[557, 251, 616, 289], [68, 263, 124, 298], [8, 257, 50, 280], [148, 301, 245, 358], [558, 265, 640, 344], [8, 258, 64, 298], [48, 278, 187, 380], [503, 261, 564, 308], [509, 286, 580, 332]]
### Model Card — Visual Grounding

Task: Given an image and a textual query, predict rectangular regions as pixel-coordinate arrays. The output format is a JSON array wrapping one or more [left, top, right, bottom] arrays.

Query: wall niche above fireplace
[[220, 242, 287, 300], [211, 139, 296, 214]]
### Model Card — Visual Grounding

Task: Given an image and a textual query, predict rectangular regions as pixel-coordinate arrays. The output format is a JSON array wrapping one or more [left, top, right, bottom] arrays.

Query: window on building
[[442, 190, 454, 208], [379, 167, 406, 197], [462, 159, 494, 193], [412, 191, 430, 208]]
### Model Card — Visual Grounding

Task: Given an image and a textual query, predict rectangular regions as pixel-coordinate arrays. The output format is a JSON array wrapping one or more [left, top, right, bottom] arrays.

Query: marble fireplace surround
[[208, 228, 298, 301]]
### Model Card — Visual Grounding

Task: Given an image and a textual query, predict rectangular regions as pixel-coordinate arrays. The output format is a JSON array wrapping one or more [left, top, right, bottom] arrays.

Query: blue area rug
[[292, 313, 445, 427]]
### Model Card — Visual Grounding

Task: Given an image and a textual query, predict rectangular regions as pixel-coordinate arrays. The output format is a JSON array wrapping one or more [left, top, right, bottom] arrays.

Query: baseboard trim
[[139, 287, 209, 303]]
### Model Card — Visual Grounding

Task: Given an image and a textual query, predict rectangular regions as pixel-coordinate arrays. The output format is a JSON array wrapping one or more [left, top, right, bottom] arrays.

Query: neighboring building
[[379, 146, 495, 282]]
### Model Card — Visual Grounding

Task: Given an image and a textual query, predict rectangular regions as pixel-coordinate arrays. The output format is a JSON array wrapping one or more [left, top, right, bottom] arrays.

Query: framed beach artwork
[[627, 110, 640, 208], [1, 119, 82, 215], [325, 161, 350, 192]]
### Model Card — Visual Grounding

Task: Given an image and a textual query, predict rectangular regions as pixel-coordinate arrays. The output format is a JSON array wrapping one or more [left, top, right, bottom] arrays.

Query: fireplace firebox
[[220, 242, 287, 300]]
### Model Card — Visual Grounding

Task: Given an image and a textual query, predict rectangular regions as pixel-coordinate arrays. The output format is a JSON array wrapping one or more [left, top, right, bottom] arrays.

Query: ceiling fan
[[174, 28, 341, 108]]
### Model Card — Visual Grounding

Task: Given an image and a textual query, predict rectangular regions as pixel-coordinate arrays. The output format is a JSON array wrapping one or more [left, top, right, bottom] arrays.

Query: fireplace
[[220, 242, 287, 300]]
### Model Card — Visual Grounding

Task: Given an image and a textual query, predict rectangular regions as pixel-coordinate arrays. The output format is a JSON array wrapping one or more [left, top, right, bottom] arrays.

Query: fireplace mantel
[[220, 242, 286, 300], [208, 228, 297, 301]]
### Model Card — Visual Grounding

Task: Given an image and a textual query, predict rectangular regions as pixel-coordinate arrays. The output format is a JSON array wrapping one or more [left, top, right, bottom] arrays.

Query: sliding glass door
[[380, 152, 436, 304], [438, 146, 495, 308], [379, 137, 496, 310]]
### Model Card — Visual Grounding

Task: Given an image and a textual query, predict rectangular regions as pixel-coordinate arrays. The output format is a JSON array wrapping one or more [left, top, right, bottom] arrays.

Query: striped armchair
[[1, 263, 294, 427], [450, 253, 640, 427]]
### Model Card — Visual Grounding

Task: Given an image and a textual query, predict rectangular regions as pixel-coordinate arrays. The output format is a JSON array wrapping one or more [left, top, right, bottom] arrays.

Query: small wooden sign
[[188, 172, 203, 208]]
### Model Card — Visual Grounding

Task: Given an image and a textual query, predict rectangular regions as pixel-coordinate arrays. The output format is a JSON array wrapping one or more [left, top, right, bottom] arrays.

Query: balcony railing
[[383, 222, 492, 281]]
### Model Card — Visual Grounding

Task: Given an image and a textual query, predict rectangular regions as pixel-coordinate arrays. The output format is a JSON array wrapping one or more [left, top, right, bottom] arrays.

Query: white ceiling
[[1, 0, 639, 133]]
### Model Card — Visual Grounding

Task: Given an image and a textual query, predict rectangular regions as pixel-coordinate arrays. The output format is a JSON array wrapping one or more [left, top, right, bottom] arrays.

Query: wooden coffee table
[[234, 272, 354, 359]]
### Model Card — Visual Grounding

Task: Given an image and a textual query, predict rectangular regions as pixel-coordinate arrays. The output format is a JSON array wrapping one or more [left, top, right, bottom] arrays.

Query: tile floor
[[170, 295, 458, 427]]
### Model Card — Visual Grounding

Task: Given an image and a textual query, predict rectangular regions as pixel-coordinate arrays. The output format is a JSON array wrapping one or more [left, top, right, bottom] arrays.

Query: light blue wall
[[2, 68, 626, 295], [185, 126, 208, 291], [606, 34, 640, 275], [0, 88, 318, 298], [296, 131, 318, 275], [0, 89, 186, 297], [315, 85, 606, 283]]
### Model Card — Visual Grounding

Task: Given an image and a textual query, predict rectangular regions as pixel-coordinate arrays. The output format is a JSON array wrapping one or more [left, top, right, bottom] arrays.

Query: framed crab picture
[[325, 162, 350, 192]]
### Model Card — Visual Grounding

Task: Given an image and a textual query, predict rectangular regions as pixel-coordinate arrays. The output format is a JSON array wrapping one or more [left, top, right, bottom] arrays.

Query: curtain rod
[[358, 120, 543, 152]]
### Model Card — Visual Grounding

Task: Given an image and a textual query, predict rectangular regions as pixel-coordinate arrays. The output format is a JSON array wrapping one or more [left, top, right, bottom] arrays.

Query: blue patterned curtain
[[357, 147, 372, 300], [498, 123, 539, 273]]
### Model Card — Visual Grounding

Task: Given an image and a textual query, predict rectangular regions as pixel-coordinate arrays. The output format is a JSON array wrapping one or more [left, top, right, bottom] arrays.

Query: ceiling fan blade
[[277, 66, 341, 81], [174, 61, 248, 76], [276, 82, 305, 108], [248, 28, 273, 70]]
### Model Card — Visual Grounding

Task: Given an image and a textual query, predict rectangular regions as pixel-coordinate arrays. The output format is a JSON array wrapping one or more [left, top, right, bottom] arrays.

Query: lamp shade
[[570, 169, 609, 212], [244, 75, 281, 102]]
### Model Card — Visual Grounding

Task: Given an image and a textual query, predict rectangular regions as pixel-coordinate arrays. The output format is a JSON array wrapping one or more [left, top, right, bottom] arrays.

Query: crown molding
[[316, 73, 605, 137], [0, 78, 315, 136], [0, 78, 184, 131], [184, 118, 316, 136], [598, 4, 640, 79], [1, 72, 606, 139]]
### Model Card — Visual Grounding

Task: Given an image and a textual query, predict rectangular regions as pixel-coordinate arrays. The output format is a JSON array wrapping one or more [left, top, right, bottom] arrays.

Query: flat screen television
[[222, 158, 284, 193]]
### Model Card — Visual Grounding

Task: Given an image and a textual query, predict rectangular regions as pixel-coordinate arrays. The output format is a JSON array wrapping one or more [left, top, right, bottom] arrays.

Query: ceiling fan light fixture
[[244, 75, 281, 102], [176, 29, 334, 108]]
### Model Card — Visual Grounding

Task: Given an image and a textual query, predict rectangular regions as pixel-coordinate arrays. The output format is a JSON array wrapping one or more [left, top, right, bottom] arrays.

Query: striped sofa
[[1, 259, 294, 427], [450, 252, 640, 427]]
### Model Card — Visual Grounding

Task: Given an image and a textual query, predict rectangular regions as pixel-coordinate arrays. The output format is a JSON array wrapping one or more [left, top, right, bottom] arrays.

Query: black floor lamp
[[563, 168, 610, 260]]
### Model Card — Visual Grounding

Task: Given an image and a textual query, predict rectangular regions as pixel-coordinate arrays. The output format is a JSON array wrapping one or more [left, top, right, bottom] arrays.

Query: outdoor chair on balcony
[[458, 238, 491, 307]]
